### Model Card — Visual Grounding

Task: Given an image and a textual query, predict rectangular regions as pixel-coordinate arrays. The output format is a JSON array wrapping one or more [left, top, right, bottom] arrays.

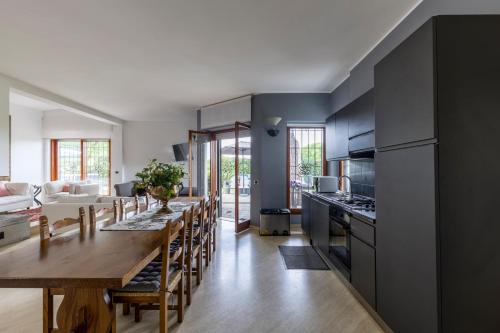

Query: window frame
[[286, 126, 327, 214], [50, 138, 112, 195]]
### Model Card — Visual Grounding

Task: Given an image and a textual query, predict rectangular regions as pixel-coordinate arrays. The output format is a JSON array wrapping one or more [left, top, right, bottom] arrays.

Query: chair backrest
[[196, 198, 205, 235], [39, 207, 86, 241], [89, 202, 118, 228], [185, 204, 202, 258], [119, 197, 140, 221], [135, 194, 149, 213], [160, 209, 187, 290]]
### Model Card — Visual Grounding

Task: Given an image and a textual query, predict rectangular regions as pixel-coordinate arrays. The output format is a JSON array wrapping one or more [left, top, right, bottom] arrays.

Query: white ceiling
[[0, 0, 420, 120]]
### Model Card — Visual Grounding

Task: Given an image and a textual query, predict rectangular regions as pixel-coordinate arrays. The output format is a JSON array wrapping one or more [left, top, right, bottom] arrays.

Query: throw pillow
[[0, 183, 11, 197], [62, 184, 70, 192]]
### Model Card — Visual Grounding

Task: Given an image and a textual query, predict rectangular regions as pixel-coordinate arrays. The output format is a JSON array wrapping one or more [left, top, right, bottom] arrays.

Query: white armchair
[[0, 182, 33, 212]]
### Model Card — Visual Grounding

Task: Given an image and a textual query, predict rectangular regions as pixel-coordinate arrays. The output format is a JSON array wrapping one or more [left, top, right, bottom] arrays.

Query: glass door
[[235, 122, 251, 233]]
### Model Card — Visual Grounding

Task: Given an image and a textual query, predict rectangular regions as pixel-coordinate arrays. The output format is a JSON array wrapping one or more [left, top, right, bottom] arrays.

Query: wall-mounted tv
[[172, 143, 189, 161]]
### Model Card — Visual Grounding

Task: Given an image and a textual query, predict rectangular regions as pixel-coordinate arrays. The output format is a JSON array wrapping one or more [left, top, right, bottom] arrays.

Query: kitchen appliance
[[259, 208, 290, 236], [313, 176, 339, 193], [324, 194, 375, 280]]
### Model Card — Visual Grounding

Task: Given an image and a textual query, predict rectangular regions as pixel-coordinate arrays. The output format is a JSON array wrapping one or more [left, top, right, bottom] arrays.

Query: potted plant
[[135, 159, 185, 212]]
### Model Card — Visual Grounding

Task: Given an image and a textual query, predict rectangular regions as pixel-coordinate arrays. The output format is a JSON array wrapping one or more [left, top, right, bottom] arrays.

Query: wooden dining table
[[0, 197, 203, 333]]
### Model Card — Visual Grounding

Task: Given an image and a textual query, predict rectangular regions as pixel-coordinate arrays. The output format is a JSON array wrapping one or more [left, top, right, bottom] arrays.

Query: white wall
[[9, 105, 44, 184], [0, 82, 9, 177], [123, 111, 197, 185], [42, 110, 114, 139]]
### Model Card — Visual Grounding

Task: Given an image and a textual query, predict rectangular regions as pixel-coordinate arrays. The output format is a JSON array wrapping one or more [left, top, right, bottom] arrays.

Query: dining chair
[[136, 194, 149, 213], [203, 196, 214, 265], [207, 192, 219, 262], [39, 208, 86, 333], [111, 210, 187, 333], [88, 200, 119, 228], [192, 199, 205, 286], [119, 197, 140, 221], [185, 203, 204, 305]]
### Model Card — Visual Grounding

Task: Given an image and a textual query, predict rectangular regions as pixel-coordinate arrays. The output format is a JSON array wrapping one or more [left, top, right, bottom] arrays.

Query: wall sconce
[[265, 116, 282, 137]]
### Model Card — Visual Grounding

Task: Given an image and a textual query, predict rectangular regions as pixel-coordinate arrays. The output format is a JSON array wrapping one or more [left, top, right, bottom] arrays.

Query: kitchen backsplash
[[347, 159, 375, 198]]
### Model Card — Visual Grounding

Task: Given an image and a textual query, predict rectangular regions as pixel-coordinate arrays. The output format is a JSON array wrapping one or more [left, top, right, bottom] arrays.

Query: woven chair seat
[[113, 261, 179, 293]]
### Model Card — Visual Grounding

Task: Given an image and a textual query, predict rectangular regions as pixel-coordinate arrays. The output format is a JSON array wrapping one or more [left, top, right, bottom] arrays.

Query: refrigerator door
[[375, 144, 439, 333]]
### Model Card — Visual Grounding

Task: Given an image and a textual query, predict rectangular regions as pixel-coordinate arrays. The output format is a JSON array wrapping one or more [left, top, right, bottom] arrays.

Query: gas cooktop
[[315, 192, 376, 221]]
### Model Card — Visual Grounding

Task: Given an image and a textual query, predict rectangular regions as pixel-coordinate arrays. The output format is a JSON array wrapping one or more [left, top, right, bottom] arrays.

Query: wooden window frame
[[50, 139, 112, 195], [286, 127, 327, 215]]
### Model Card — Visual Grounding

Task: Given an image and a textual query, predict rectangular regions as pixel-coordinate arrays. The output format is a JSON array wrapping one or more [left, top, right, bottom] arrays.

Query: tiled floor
[[0, 222, 383, 333]]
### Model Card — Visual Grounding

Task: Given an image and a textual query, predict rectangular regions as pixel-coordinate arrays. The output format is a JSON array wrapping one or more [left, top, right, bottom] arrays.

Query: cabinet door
[[310, 199, 319, 247], [374, 19, 436, 149], [348, 89, 374, 138], [311, 198, 329, 254], [317, 200, 330, 256], [332, 109, 349, 159], [375, 144, 438, 333], [301, 194, 311, 240], [351, 235, 376, 309], [325, 114, 335, 160]]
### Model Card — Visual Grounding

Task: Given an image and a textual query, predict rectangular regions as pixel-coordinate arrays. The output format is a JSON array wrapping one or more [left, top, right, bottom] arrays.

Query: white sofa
[[41, 195, 137, 225], [0, 182, 33, 213], [42, 180, 100, 203]]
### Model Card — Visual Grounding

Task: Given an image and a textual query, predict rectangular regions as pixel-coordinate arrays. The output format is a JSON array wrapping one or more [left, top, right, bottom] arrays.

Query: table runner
[[100, 200, 199, 231]]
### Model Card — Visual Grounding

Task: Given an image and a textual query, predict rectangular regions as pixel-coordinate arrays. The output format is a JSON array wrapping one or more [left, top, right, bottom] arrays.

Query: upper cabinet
[[331, 108, 349, 160], [374, 20, 436, 149], [325, 114, 336, 161], [326, 89, 374, 161], [348, 89, 375, 138]]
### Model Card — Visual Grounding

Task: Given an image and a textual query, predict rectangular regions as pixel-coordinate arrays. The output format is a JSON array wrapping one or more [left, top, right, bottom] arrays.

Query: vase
[[148, 185, 180, 214]]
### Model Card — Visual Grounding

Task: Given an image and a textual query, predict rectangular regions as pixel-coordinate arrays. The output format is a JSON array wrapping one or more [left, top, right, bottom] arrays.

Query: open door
[[188, 130, 213, 197], [234, 122, 251, 233]]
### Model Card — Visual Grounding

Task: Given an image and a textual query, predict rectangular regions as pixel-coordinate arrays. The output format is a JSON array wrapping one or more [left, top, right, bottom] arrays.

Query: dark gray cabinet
[[325, 114, 335, 160], [326, 89, 374, 160], [350, 232, 376, 309], [311, 198, 329, 256], [374, 20, 436, 149], [376, 145, 438, 333], [331, 109, 349, 160], [348, 89, 374, 138], [374, 16, 500, 333], [301, 193, 311, 241]]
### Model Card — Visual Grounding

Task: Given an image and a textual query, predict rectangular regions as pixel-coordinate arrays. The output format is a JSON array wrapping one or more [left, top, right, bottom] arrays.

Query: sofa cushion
[[74, 184, 100, 195], [0, 195, 30, 205], [0, 183, 10, 197], [44, 181, 66, 195], [57, 195, 98, 203]]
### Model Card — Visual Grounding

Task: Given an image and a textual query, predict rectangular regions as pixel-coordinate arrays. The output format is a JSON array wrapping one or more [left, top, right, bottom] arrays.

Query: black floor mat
[[278, 246, 329, 270]]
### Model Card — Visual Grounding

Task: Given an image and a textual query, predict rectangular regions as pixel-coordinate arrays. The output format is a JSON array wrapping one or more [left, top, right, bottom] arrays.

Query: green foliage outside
[[221, 156, 250, 185], [298, 142, 322, 176]]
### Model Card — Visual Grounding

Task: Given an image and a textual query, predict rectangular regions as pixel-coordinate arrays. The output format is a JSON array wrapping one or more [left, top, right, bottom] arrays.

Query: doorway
[[188, 122, 251, 233]]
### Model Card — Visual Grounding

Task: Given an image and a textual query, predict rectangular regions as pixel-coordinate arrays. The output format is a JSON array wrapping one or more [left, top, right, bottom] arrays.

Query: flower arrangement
[[135, 159, 185, 210]]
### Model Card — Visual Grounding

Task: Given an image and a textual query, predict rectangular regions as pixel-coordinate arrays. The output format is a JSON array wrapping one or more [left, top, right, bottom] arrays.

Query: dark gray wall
[[330, 0, 500, 111], [251, 94, 330, 225]]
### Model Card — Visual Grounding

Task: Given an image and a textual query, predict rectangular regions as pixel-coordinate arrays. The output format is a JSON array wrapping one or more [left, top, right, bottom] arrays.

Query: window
[[51, 139, 111, 195], [287, 127, 325, 211]]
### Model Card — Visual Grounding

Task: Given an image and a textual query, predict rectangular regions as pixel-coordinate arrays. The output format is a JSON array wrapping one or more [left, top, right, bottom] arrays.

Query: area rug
[[278, 246, 329, 270], [3, 207, 42, 223]]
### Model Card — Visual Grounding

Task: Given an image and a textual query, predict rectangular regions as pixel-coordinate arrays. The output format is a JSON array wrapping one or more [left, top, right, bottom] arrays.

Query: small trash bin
[[259, 208, 291, 236]]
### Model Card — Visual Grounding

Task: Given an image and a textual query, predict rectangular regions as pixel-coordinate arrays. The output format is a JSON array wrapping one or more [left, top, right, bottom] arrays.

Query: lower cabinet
[[351, 233, 376, 309], [301, 193, 311, 241], [311, 198, 329, 256]]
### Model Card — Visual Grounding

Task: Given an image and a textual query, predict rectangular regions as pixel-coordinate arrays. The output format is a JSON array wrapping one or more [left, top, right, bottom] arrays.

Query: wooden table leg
[[56, 288, 115, 333]]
